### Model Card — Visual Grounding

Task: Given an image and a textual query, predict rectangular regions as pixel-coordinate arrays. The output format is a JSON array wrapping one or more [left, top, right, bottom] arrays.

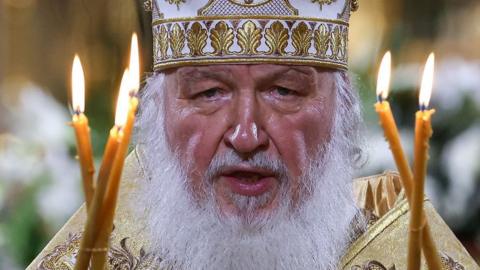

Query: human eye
[[271, 86, 300, 98], [261, 85, 305, 113], [193, 87, 224, 100]]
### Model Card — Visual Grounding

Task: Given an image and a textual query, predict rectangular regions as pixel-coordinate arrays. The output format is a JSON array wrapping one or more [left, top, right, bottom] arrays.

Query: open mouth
[[219, 168, 277, 197]]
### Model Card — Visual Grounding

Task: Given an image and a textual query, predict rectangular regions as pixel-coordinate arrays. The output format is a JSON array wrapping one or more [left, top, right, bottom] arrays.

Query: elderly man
[[29, 0, 478, 269]]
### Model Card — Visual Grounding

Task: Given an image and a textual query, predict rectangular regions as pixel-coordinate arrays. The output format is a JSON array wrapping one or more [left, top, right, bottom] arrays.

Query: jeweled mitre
[[150, 0, 358, 71]]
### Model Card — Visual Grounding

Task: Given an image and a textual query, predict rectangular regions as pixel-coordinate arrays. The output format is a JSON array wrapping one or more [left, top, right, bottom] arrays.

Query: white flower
[[0, 84, 82, 230]]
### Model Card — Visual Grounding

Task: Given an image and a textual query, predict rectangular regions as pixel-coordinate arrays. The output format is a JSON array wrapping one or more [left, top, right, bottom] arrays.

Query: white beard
[[134, 72, 366, 270]]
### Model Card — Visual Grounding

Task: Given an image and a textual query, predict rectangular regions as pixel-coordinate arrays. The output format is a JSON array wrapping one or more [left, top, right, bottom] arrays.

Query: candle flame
[[376, 51, 391, 101], [72, 55, 85, 113], [115, 69, 131, 127], [419, 53, 435, 109], [129, 33, 140, 95]]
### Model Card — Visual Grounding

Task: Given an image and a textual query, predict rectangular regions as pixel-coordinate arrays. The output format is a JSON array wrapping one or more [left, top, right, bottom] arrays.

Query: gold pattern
[[351, 260, 396, 270], [348, 253, 466, 270], [109, 238, 161, 269], [38, 232, 161, 270], [351, 0, 359, 12], [170, 24, 185, 58], [198, 0, 299, 16], [187, 22, 208, 56], [314, 24, 330, 57], [153, 18, 349, 70], [340, 198, 411, 268], [353, 172, 403, 223], [330, 25, 343, 60], [440, 253, 466, 270], [292, 22, 312, 56], [165, 0, 185, 8], [143, 0, 152, 12], [237, 20, 262, 55], [155, 25, 169, 60], [210, 22, 234, 56], [311, 0, 338, 10], [229, 0, 272, 6], [265, 21, 289, 55], [341, 27, 348, 61], [153, 15, 349, 26], [150, 0, 352, 70], [28, 156, 480, 270], [154, 57, 347, 71], [38, 233, 81, 270]]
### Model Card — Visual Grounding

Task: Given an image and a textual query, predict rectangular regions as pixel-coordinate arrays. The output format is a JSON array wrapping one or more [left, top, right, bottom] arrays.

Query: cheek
[[300, 102, 335, 154], [266, 100, 335, 177], [165, 104, 228, 179]]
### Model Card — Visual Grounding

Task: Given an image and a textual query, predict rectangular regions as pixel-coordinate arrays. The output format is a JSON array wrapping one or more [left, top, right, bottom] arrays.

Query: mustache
[[204, 149, 290, 183]]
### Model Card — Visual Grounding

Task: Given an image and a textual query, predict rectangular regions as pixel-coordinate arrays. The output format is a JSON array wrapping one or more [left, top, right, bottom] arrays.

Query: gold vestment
[[27, 147, 479, 269]]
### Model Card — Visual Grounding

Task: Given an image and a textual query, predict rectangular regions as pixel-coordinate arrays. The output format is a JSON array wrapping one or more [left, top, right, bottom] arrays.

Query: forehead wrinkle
[[177, 67, 235, 85], [250, 65, 316, 84]]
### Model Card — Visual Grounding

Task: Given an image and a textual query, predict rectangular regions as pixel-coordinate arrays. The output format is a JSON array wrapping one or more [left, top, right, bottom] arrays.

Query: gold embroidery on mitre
[[158, 25, 168, 59], [229, 0, 272, 5], [311, 0, 338, 10], [265, 21, 289, 55], [351, 0, 359, 12], [292, 22, 313, 56], [143, 0, 153, 12], [187, 22, 208, 56], [153, 18, 349, 70], [210, 22, 234, 56], [330, 25, 343, 60], [165, 0, 186, 9], [152, 0, 351, 70], [237, 20, 262, 55], [199, 0, 298, 16], [155, 25, 169, 60], [314, 24, 330, 57], [170, 24, 185, 58]]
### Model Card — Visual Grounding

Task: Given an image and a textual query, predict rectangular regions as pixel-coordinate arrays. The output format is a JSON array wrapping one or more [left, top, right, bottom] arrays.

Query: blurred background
[[0, 0, 479, 268]]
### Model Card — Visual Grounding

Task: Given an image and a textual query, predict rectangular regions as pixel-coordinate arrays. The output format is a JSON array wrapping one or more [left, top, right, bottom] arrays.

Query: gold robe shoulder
[[27, 147, 479, 269]]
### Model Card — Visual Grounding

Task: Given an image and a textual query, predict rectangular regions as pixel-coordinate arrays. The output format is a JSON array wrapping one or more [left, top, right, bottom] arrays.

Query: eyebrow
[[178, 68, 235, 84], [264, 67, 315, 85], [177, 66, 316, 88], [288, 66, 316, 76]]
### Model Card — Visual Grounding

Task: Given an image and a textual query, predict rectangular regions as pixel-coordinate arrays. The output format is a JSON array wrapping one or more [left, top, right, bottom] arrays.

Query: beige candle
[[74, 69, 131, 270], [71, 55, 95, 209], [91, 33, 141, 270], [375, 52, 414, 195], [375, 52, 442, 270], [408, 53, 436, 270]]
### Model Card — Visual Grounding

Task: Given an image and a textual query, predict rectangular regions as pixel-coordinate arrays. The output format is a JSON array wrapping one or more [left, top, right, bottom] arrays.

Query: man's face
[[162, 64, 336, 218]]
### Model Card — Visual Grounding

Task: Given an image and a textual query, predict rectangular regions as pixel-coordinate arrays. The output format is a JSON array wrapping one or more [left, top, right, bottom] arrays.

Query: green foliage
[[2, 178, 49, 266]]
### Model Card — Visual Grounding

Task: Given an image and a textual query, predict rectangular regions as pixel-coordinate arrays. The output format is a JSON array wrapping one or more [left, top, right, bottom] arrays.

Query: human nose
[[224, 95, 269, 156]]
